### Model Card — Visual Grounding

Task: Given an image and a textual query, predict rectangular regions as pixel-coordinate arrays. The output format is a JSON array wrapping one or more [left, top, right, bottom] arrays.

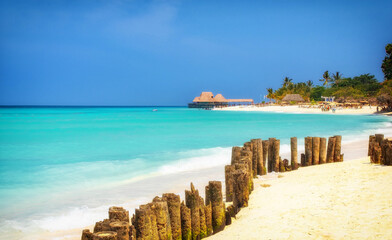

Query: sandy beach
[[209, 157, 392, 240], [214, 105, 378, 115]]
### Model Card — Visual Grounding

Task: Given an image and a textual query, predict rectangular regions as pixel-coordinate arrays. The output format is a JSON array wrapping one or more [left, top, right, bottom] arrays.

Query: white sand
[[214, 105, 378, 115], [209, 158, 392, 240]]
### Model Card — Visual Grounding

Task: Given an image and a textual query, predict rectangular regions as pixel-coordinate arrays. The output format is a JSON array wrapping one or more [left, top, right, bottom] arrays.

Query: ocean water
[[0, 107, 390, 238]]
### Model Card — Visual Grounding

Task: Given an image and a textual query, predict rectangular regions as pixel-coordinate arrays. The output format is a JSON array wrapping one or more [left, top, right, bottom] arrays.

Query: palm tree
[[266, 88, 274, 103], [333, 71, 342, 86], [320, 70, 331, 86], [306, 80, 313, 87], [283, 77, 292, 87]]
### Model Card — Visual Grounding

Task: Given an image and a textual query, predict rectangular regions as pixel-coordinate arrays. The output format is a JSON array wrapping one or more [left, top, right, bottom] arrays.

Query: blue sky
[[0, 0, 391, 106]]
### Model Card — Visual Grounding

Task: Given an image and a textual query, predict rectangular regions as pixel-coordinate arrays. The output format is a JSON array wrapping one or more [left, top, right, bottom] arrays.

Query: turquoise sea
[[0, 107, 391, 238]]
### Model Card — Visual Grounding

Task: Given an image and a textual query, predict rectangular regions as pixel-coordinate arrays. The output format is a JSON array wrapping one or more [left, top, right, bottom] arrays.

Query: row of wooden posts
[[81, 135, 342, 240], [368, 134, 392, 165]]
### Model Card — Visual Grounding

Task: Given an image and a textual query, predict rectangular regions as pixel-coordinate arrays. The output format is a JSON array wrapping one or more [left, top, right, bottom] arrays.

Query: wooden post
[[231, 147, 242, 165], [381, 139, 392, 165], [326, 137, 336, 163], [92, 231, 117, 240], [162, 193, 181, 240], [185, 183, 200, 240], [109, 221, 130, 240], [268, 138, 275, 172], [375, 134, 384, 145], [262, 140, 269, 174], [368, 135, 376, 157], [224, 165, 234, 202], [279, 157, 285, 172], [304, 137, 312, 166], [273, 139, 280, 172], [134, 204, 158, 240], [312, 137, 320, 165], [232, 168, 249, 213], [109, 206, 129, 223], [290, 137, 298, 170], [206, 181, 225, 234], [180, 202, 192, 240], [151, 197, 172, 240], [82, 229, 93, 240], [251, 139, 263, 176], [334, 135, 342, 162], [198, 196, 207, 239], [94, 219, 111, 233], [300, 153, 305, 167], [205, 204, 213, 236], [319, 137, 327, 164]]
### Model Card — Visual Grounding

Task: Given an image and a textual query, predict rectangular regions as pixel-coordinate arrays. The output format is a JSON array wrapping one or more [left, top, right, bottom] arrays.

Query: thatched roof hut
[[282, 94, 305, 102]]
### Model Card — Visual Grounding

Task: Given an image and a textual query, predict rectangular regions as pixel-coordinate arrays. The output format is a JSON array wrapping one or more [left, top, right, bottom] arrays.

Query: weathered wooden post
[[94, 219, 111, 233], [273, 139, 280, 172], [334, 135, 342, 162], [381, 139, 392, 165], [268, 138, 275, 172], [162, 193, 181, 240], [134, 204, 158, 240], [92, 231, 117, 240], [82, 229, 93, 240], [232, 168, 250, 212], [368, 135, 376, 157], [251, 138, 263, 176], [375, 134, 384, 145], [279, 157, 285, 172], [283, 159, 290, 171], [129, 225, 136, 240], [185, 183, 200, 240], [290, 137, 298, 170], [109, 221, 130, 240], [231, 147, 242, 165], [204, 204, 213, 236], [206, 181, 225, 234], [151, 197, 172, 240], [224, 165, 234, 202], [319, 137, 327, 164], [300, 153, 305, 167], [109, 206, 129, 222], [262, 140, 269, 174], [197, 195, 207, 239], [304, 137, 313, 166], [240, 149, 253, 178], [180, 202, 192, 240], [312, 137, 320, 165], [326, 137, 336, 163], [373, 144, 382, 164]]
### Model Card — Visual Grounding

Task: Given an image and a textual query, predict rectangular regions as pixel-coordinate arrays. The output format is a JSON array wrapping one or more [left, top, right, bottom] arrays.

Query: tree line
[[266, 43, 392, 109]]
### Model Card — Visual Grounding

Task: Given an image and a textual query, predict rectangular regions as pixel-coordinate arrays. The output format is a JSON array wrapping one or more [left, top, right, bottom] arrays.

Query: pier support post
[[273, 140, 280, 172], [268, 138, 275, 172], [109, 206, 129, 223], [290, 137, 298, 170], [204, 204, 213, 236], [300, 153, 305, 167], [251, 139, 263, 176], [134, 204, 158, 240], [232, 168, 250, 212], [231, 147, 242, 165], [82, 229, 93, 240]]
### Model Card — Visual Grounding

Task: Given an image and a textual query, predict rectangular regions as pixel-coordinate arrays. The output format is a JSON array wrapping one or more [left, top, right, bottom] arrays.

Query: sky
[[0, 0, 391, 106]]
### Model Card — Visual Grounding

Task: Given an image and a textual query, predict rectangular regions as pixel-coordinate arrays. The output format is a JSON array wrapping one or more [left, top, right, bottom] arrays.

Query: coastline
[[31, 138, 386, 240], [213, 105, 379, 115]]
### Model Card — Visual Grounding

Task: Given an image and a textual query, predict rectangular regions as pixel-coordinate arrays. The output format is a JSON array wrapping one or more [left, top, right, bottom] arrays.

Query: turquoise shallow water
[[0, 107, 390, 236]]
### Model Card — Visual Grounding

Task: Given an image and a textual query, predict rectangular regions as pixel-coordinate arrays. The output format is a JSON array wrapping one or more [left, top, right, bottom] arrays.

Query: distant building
[[282, 94, 305, 102], [189, 92, 254, 108]]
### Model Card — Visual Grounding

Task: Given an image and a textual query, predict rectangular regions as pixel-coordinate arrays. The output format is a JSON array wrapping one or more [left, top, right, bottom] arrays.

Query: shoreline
[[28, 137, 382, 240], [209, 157, 392, 239], [213, 105, 380, 115]]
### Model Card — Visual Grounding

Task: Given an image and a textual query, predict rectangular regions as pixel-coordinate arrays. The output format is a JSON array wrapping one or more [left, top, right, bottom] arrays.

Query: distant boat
[[152, 109, 158, 112]]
